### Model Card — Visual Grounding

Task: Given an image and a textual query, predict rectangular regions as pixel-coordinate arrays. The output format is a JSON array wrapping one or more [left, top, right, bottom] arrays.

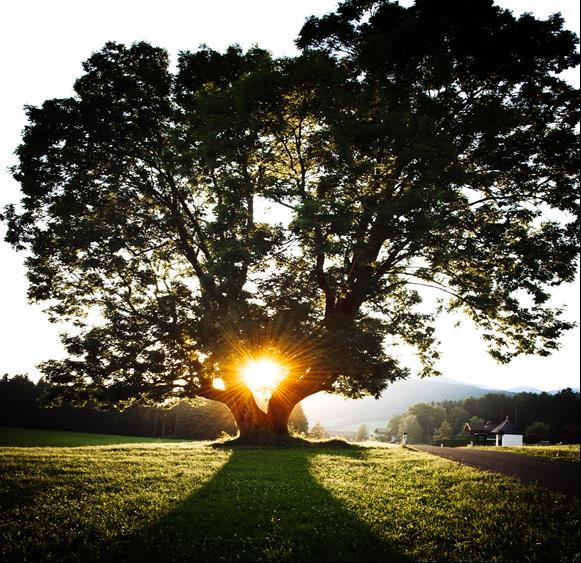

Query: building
[[491, 417, 523, 446], [463, 420, 499, 445]]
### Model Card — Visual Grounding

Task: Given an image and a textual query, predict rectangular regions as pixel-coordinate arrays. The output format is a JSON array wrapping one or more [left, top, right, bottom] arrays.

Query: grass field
[[0, 426, 181, 447], [466, 444, 580, 463], [0, 428, 579, 562]]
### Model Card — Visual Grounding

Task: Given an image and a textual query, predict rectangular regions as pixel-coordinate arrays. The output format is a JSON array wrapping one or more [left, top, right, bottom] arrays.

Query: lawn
[[466, 444, 580, 463], [0, 426, 181, 447], [0, 429, 579, 562]]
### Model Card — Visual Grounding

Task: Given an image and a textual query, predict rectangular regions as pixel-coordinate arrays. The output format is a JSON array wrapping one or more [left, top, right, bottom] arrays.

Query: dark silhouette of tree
[[524, 421, 551, 444], [0, 374, 244, 440], [3, 0, 579, 442]]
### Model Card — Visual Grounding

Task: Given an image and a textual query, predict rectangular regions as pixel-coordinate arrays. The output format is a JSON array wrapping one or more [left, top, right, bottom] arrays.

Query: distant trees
[[447, 407, 471, 435], [435, 421, 454, 441], [0, 374, 313, 440], [309, 421, 329, 440], [168, 400, 238, 439], [388, 413, 424, 444], [524, 421, 551, 444], [354, 424, 369, 442], [385, 390, 580, 444], [469, 416, 485, 425], [288, 404, 309, 435], [408, 404, 447, 443]]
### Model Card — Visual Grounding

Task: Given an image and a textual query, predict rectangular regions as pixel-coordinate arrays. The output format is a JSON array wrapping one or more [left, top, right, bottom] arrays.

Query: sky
[[0, 0, 579, 393]]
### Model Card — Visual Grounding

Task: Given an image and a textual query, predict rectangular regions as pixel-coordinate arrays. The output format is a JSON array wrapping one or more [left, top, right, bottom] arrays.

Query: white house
[[491, 417, 523, 446]]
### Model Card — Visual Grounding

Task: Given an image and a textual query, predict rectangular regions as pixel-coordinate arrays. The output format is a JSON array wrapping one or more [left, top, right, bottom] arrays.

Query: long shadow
[[105, 446, 406, 562]]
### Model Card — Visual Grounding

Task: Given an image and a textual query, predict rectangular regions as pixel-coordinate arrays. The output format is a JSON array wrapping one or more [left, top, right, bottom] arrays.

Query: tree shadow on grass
[[106, 446, 407, 562]]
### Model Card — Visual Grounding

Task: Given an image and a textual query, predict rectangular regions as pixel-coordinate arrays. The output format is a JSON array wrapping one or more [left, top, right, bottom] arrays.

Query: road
[[414, 445, 580, 497]]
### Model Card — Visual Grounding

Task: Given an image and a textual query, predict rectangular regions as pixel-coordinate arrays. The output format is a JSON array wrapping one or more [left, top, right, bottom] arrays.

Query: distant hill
[[506, 386, 544, 394], [506, 386, 580, 395], [549, 387, 580, 395], [301, 378, 511, 432]]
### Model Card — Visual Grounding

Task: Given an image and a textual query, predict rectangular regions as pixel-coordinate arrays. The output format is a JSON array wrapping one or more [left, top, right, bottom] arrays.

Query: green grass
[[0, 426, 181, 447], [466, 444, 580, 463], [0, 432, 579, 561]]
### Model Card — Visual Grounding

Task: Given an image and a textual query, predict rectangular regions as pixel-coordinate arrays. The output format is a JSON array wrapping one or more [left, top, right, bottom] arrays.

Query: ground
[[0, 428, 579, 562], [464, 444, 580, 463], [0, 426, 181, 447]]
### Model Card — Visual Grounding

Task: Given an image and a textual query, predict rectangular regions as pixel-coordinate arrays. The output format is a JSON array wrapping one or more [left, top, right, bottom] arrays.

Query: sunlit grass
[[310, 447, 580, 562], [0, 442, 229, 561], [466, 444, 580, 463], [0, 429, 578, 561]]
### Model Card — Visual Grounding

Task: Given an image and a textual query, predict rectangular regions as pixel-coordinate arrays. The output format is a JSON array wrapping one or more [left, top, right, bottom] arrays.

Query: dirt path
[[414, 445, 580, 497]]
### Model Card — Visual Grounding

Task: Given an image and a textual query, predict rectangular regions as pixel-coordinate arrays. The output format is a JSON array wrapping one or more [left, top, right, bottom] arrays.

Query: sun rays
[[239, 357, 287, 411]]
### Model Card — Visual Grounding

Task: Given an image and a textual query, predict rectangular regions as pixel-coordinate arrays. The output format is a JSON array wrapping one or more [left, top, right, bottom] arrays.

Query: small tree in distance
[[288, 403, 309, 435], [3, 0, 579, 442], [354, 424, 369, 442], [435, 420, 454, 441], [309, 421, 329, 440]]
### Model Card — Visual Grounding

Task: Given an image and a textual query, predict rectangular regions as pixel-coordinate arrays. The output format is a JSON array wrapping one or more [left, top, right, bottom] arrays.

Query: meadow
[[0, 426, 180, 447], [0, 428, 579, 562]]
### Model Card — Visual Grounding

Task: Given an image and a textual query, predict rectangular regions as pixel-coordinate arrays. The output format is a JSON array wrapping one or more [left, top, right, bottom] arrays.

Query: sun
[[240, 358, 287, 411], [241, 358, 285, 395]]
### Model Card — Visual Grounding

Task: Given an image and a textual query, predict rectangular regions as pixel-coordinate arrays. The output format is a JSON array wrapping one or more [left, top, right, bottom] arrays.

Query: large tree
[[3, 0, 579, 442]]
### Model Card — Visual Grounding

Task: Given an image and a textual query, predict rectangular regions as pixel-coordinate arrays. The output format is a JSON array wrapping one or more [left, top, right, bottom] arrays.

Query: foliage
[[288, 403, 309, 434], [2, 1, 579, 425], [309, 421, 329, 439], [0, 439, 579, 561], [408, 403, 447, 442], [386, 388, 580, 444], [435, 420, 454, 440], [447, 406, 471, 435], [397, 414, 424, 444], [0, 374, 238, 440], [353, 424, 369, 442], [524, 421, 551, 444]]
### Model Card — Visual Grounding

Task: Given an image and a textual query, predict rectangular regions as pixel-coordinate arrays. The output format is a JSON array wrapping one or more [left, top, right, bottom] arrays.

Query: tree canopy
[[3, 0, 579, 439], [385, 388, 580, 444]]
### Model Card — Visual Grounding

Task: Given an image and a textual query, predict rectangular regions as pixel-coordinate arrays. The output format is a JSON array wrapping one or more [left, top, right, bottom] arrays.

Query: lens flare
[[241, 358, 286, 411], [212, 377, 226, 390]]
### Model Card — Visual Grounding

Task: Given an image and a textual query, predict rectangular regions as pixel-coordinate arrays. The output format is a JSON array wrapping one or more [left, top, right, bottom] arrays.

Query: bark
[[198, 376, 323, 444]]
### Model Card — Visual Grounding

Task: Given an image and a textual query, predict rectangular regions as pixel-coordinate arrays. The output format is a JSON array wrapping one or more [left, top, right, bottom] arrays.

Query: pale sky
[[0, 0, 579, 392]]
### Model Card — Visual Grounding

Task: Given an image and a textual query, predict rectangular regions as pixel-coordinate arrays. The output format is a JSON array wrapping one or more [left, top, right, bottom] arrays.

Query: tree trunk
[[228, 394, 294, 444], [199, 377, 322, 445]]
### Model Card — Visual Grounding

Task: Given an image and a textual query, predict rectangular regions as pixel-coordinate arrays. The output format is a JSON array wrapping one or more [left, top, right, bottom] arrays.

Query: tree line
[[0, 374, 308, 439], [378, 389, 580, 445]]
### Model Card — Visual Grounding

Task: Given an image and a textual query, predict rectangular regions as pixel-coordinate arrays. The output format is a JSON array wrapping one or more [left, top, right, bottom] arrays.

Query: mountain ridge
[[301, 378, 578, 432]]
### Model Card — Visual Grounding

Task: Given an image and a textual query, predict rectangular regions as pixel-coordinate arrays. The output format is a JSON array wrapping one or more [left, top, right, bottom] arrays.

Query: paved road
[[415, 446, 580, 497]]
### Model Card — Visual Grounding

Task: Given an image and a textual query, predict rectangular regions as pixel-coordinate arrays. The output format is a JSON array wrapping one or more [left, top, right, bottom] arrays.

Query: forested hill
[[0, 374, 308, 439], [301, 378, 577, 432], [383, 388, 580, 445]]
